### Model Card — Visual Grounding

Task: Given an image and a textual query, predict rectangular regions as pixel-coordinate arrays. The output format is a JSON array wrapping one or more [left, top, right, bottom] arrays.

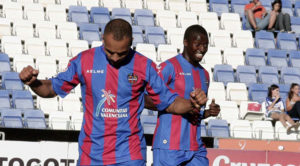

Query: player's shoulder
[[80, 47, 97, 57]]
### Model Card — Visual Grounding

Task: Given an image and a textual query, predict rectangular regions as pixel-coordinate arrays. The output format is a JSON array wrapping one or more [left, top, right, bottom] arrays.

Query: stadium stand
[[23, 109, 47, 129], [0, 109, 23, 128], [236, 65, 257, 86], [0, 90, 11, 109]]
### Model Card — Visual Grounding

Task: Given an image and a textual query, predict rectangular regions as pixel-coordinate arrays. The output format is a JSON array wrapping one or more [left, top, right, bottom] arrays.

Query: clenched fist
[[19, 65, 39, 86], [190, 88, 208, 109]]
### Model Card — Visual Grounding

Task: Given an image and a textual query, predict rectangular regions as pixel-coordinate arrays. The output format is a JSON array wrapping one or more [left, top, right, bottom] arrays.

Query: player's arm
[[19, 65, 57, 98], [203, 99, 220, 119]]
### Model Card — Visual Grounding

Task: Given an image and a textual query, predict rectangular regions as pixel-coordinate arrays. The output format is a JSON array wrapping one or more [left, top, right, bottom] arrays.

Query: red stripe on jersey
[[128, 54, 146, 160], [145, 62, 162, 106], [190, 69, 201, 150], [102, 65, 119, 165], [204, 69, 210, 86], [61, 73, 79, 93], [168, 58, 184, 150], [80, 48, 95, 165]]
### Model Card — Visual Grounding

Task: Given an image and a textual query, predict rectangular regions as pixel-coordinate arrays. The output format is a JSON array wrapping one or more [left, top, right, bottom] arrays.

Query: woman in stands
[[268, 0, 292, 32], [265, 84, 299, 133], [286, 83, 300, 120]]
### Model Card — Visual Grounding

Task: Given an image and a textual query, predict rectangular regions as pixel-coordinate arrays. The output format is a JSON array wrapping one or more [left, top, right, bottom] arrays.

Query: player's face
[[184, 33, 208, 64], [103, 33, 131, 67]]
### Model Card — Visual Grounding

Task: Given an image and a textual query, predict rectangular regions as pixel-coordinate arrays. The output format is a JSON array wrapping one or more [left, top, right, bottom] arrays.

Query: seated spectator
[[245, 0, 270, 31], [265, 84, 299, 133], [286, 83, 300, 120], [268, 0, 292, 32]]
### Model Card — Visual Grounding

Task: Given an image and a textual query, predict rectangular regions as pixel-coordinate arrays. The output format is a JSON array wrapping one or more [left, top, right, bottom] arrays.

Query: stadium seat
[[260, 0, 272, 11], [49, 111, 71, 130], [213, 64, 235, 85], [60, 94, 81, 113], [245, 48, 266, 69], [226, 82, 248, 104], [291, 17, 300, 34], [276, 32, 298, 51], [39, 0, 57, 6], [13, 54, 35, 73], [71, 112, 83, 130], [0, 109, 23, 128], [90, 7, 110, 26], [101, 0, 122, 10], [132, 25, 144, 46], [78, 23, 101, 44], [258, 66, 279, 84], [140, 114, 157, 134], [12, 90, 34, 109], [220, 13, 242, 33], [57, 22, 78, 40], [281, 0, 293, 16], [24, 38, 46, 58], [255, 31, 276, 50], [207, 119, 230, 138], [278, 84, 290, 100], [280, 67, 300, 85], [295, 1, 300, 17], [35, 21, 57, 40], [156, 10, 177, 30], [207, 82, 226, 101], [248, 83, 268, 103], [203, 47, 222, 65], [232, 30, 254, 51], [209, 0, 229, 16], [267, 49, 288, 68], [134, 9, 155, 28], [58, 57, 71, 73], [0, 53, 11, 74], [231, 0, 249, 17], [187, 0, 207, 14], [13, 21, 34, 39], [240, 101, 264, 120], [200, 120, 207, 136], [177, 11, 198, 29], [46, 39, 68, 60], [135, 43, 158, 63], [167, 27, 185, 51], [144, 0, 165, 13], [123, 0, 143, 13], [210, 30, 232, 50], [24, 109, 47, 129], [167, 0, 187, 14], [236, 65, 257, 86], [91, 41, 103, 48], [2, 2, 24, 20], [24, 3, 45, 21], [1, 71, 24, 91], [80, 0, 100, 10], [59, 0, 79, 9], [223, 48, 244, 69], [145, 26, 166, 47], [252, 120, 274, 140], [37, 96, 59, 114], [68, 40, 89, 57], [111, 8, 132, 25], [289, 50, 300, 68], [0, 18, 12, 37], [157, 44, 177, 62], [0, 90, 11, 109], [198, 12, 220, 32], [35, 56, 57, 79], [46, 5, 67, 23], [275, 121, 297, 140], [230, 120, 252, 139], [68, 6, 89, 24], [219, 100, 240, 121]]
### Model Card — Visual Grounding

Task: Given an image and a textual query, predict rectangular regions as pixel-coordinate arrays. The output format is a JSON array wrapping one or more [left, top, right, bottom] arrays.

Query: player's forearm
[[166, 97, 194, 115], [29, 80, 57, 98]]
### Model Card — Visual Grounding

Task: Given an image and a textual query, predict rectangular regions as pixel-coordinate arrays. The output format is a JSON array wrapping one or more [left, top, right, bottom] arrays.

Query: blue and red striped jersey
[[51, 46, 177, 165], [153, 54, 210, 151]]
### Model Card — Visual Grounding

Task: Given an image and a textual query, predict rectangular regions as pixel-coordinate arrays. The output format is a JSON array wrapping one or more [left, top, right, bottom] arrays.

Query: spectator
[[286, 83, 300, 120], [245, 0, 270, 31], [264, 84, 299, 133], [268, 0, 292, 32]]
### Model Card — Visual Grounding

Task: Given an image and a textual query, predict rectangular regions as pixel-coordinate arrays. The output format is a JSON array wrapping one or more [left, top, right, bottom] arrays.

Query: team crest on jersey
[[95, 89, 116, 117], [127, 73, 138, 84]]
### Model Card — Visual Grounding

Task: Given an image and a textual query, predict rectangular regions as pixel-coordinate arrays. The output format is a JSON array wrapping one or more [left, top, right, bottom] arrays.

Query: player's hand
[[207, 99, 220, 117], [190, 88, 207, 109], [19, 65, 39, 86]]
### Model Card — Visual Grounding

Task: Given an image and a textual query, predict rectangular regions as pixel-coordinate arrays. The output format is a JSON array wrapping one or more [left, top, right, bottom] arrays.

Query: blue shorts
[[153, 149, 208, 166], [106, 160, 145, 166]]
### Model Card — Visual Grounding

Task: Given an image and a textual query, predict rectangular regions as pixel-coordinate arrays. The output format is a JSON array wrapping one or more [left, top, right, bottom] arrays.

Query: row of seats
[[0, 90, 33, 110]]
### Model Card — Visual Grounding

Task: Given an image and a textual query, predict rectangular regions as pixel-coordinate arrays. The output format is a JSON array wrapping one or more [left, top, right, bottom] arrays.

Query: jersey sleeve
[[51, 56, 80, 98], [158, 62, 175, 86], [145, 61, 178, 111]]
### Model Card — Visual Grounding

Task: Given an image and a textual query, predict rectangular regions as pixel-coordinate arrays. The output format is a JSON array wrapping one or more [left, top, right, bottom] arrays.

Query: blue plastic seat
[[134, 9, 155, 28], [291, 17, 300, 34], [248, 83, 268, 103], [281, 0, 293, 16], [24, 109, 46, 129], [0, 90, 10, 109], [68, 6, 89, 24], [258, 66, 279, 84], [289, 50, 300, 68], [255, 31, 276, 50], [213, 64, 235, 85], [132, 25, 144, 46], [12, 90, 34, 109], [90, 7, 110, 26], [209, 0, 229, 16], [0, 53, 10, 74], [140, 114, 157, 134], [276, 32, 297, 50], [278, 84, 290, 100], [236, 65, 257, 86], [0, 109, 23, 128], [231, 0, 249, 17], [260, 0, 272, 11], [280, 67, 300, 85], [1, 71, 23, 91], [145, 26, 166, 47], [267, 49, 288, 68], [79, 23, 101, 44], [295, 1, 300, 17], [207, 119, 230, 138], [112, 8, 132, 25], [245, 48, 266, 69], [201, 120, 207, 137]]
